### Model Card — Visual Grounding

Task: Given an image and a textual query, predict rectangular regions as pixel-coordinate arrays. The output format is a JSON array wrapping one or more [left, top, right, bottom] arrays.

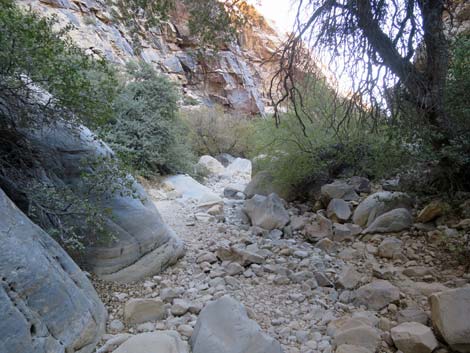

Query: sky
[[247, 0, 296, 33]]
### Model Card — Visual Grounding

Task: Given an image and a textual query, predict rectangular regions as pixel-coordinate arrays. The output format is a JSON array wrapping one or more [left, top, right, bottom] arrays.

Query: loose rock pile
[[93, 155, 470, 353]]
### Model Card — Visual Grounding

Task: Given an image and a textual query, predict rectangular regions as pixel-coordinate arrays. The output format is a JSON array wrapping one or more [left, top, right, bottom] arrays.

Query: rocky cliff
[[17, 0, 283, 115]]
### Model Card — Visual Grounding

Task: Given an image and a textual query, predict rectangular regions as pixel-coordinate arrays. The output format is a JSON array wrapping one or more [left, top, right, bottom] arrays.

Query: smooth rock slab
[[190, 296, 283, 353], [113, 331, 188, 353], [430, 287, 470, 352], [391, 322, 438, 353], [0, 188, 106, 353]]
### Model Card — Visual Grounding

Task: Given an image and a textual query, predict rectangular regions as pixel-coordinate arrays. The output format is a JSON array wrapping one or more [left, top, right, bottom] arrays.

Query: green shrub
[[251, 111, 407, 197], [101, 63, 195, 177], [181, 106, 254, 157], [0, 0, 117, 127]]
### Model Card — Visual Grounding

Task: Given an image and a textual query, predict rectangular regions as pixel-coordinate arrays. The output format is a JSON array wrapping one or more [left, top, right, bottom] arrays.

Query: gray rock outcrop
[[0, 188, 106, 353], [190, 296, 283, 353]]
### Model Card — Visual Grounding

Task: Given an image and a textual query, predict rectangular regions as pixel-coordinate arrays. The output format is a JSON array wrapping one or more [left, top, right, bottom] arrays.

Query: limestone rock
[[430, 287, 470, 352], [397, 308, 429, 325], [164, 175, 222, 206], [196, 155, 225, 175], [353, 191, 413, 227], [243, 193, 290, 230], [363, 208, 413, 234], [124, 299, 167, 324], [354, 280, 400, 310], [327, 198, 352, 222], [223, 184, 245, 199], [0, 188, 106, 353], [333, 319, 381, 351], [348, 176, 372, 194], [244, 171, 294, 201], [224, 158, 252, 177], [113, 331, 188, 353], [391, 322, 438, 353], [190, 296, 283, 353]]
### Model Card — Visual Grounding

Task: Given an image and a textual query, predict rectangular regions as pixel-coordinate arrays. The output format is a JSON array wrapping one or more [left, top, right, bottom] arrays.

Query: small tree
[[271, 0, 469, 190]]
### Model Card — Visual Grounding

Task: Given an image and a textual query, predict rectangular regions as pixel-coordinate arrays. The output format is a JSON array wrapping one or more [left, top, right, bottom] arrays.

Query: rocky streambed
[[93, 156, 470, 353]]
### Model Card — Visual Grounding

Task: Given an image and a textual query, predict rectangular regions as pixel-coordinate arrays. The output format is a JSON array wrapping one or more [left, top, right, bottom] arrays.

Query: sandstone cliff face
[[17, 0, 283, 115]]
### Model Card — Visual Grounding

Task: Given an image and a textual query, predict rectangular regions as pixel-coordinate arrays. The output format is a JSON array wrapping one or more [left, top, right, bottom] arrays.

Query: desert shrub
[[251, 111, 407, 197], [181, 106, 254, 157], [101, 63, 195, 177], [0, 0, 117, 127]]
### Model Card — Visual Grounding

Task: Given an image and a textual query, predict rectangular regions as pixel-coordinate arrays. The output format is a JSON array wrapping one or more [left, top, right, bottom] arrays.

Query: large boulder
[[353, 280, 400, 310], [391, 322, 438, 353], [112, 331, 188, 353], [22, 125, 184, 283], [327, 198, 352, 222], [195, 155, 225, 175], [0, 188, 106, 353], [430, 287, 470, 352], [224, 157, 252, 177], [164, 174, 223, 207], [363, 208, 413, 234], [190, 296, 283, 353], [243, 193, 290, 230], [353, 191, 413, 227]]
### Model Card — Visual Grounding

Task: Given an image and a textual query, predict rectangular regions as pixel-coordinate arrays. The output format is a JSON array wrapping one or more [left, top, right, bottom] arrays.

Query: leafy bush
[[181, 106, 254, 157], [102, 63, 195, 177], [251, 112, 407, 197], [0, 0, 117, 127]]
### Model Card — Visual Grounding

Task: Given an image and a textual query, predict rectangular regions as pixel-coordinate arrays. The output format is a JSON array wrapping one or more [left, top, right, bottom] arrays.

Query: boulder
[[243, 193, 290, 230], [397, 308, 429, 325], [354, 280, 400, 310], [417, 200, 448, 223], [223, 184, 246, 199], [0, 188, 106, 353], [378, 237, 403, 258], [333, 318, 381, 352], [304, 214, 333, 242], [196, 155, 225, 175], [23, 124, 184, 283], [190, 296, 283, 353], [321, 181, 359, 203], [363, 208, 413, 234], [430, 287, 470, 352], [391, 322, 438, 353], [353, 191, 413, 227], [164, 175, 223, 206], [336, 266, 362, 289], [332, 223, 361, 242], [224, 157, 252, 177], [348, 176, 372, 194], [112, 331, 188, 353], [327, 198, 352, 222], [124, 299, 167, 324]]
